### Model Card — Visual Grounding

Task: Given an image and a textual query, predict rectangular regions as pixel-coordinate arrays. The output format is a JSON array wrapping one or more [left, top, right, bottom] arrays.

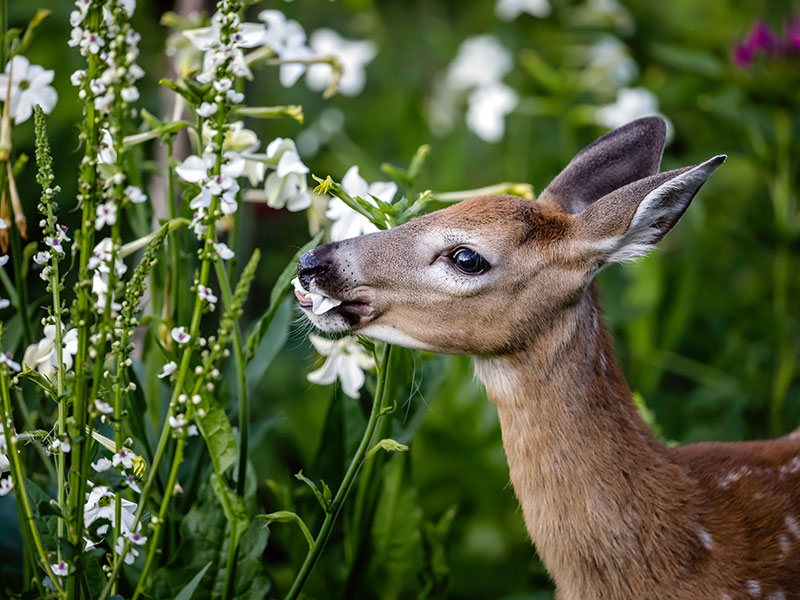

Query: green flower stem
[[166, 140, 183, 324], [66, 5, 103, 596], [1, 369, 64, 596], [432, 182, 534, 203], [48, 236, 66, 559], [285, 344, 394, 600], [131, 435, 186, 600]]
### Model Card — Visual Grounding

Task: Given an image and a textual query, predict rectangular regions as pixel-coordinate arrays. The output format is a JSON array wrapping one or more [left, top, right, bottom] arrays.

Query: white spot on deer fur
[[474, 357, 520, 403], [747, 580, 761, 597], [778, 457, 800, 477], [766, 592, 786, 600], [785, 515, 800, 539], [697, 528, 713, 550], [778, 534, 790, 556], [721, 594, 732, 600]]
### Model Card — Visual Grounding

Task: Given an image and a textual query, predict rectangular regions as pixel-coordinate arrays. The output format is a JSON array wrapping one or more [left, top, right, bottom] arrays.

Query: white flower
[[158, 361, 177, 379], [171, 326, 191, 345], [292, 277, 341, 315], [95, 201, 117, 230], [94, 399, 113, 414], [0, 454, 8, 473], [81, 31, 105, 55], [125, 185, 147, 204], [214, 242, 234, 260], [91, 457, 113, 472], [595, 87, 660, 129], [0, 218, 6, 229], [44, 225, 70, 254], [175, 154, 212, 183], [23, 325, 79, 379], [466, 82, 519, 143], [115, 536, 139, 564], [197, 102, 217, 117], [307, 334, 375, 398], [0, 254, 7, 267], [120, 86, 139, 102], [446, 35, 512, 91], [0, 352, 20, 372], [33, 251, 50, 265], [112, 449, 134, 470], [263, 139, 311, 211], [0, 477, 13, 496], [70, 69, 85, 86], [495, 0, 552, 20], [0, 55, 58, 124], [0, 298, 9, 310], [126, 531, 147, 545], [187, 424, 199, 437], [168, 414, 187, 429], [57, 438, 71, 453], [123, 473, 141, 493], [307, 29, 377, 96], [98, 129, 117, 165], [259, 10, 312, 87], [84, 487, 139, 544], [584, 36, 637, 88], [198, 284, 218, 307], [51, 560, 69, 577], [326, 166, 396, 241]]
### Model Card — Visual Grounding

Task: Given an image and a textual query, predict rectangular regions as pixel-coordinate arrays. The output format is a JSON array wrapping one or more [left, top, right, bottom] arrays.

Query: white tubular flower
[[158, 361, 177, 379], [307, 334, 375, 398], [83, 486, 140, 546], [171, 326, 191, 345], [466, 82, 519, 143], [259, 10, 312, 87], [446, 35, 512, 91], [22, 325, 79, 379], [326, 166, 396, 241], [495, 0, 552, 20], [306, 29, 377, 96], [595, 87, 661, 129], [0, 55, 58, 124]]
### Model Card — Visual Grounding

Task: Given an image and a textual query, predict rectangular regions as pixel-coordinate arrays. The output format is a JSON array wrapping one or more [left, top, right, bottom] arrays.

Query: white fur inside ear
[[606, 161, 718, 263]]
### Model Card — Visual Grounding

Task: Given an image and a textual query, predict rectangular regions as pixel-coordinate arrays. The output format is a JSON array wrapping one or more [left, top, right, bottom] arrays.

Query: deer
[[293, 117, 800, 600]]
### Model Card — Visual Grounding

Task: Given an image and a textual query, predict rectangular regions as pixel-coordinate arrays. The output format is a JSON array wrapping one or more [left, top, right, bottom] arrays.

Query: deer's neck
[[475, 284, 705, 599]]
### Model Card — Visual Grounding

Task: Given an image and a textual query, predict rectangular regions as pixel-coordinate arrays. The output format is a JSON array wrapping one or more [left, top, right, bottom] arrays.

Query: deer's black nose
[[297, 250, 327, 279]]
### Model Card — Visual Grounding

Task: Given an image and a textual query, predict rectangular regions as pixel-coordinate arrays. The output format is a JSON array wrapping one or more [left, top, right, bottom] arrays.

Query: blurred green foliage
[[2, 0, 799, 598]]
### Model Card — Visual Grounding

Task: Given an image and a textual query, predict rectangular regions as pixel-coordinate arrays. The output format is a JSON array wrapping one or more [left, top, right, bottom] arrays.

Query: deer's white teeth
[[291, 277, 342, 315]]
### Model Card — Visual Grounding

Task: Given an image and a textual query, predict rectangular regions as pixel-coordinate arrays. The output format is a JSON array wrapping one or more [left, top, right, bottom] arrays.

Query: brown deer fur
[[296, 118, 800, 599]]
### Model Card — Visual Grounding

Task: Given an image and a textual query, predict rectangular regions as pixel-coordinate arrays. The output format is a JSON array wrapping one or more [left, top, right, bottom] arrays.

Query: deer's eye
[[449, 247, 489, 274]]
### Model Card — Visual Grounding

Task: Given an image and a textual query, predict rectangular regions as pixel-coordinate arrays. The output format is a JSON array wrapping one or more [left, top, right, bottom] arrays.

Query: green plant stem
[[48, 240, 66, 562], [1, 370, 64, 596], [285, 344, 393, 600], [131, 436, 186, 600], [166, 140, 183, 325]]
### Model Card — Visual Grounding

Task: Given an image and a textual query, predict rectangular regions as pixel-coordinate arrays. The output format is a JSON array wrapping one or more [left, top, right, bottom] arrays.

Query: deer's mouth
[[292, 278, 374, 327]]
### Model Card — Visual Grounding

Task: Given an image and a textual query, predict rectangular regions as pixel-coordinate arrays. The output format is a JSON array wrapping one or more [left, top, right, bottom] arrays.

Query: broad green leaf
[[245, 232, 322, 359], [198, 403, 237, 476], [17, 369, 56, 399], [174, 562, 212, 600], [245, 298, 291, 397]]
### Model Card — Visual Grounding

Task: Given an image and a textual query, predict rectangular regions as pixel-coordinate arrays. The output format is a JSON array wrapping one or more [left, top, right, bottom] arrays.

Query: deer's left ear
[[575, 155, 725, 264]]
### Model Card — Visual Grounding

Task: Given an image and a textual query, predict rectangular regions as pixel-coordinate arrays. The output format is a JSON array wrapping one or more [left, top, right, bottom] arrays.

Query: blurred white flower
[[0, 454, 8, 474], [125, 185, 147, 204], [495, 0, 551, 20], [91, 457, 113, 472], [158, 361, 177, 379], [168, 414, 187, 429], [23, 325, 79, 379], [0, 477, 13, 495], [260, 10, 312, 87], [446, 35, 512, 91], [307, 334, 375, 398], [585, 36, 637, 88], [0, 55, 57, 124], [51, 560, 69, 577], [326, 166, 396, 241], [115, 536, 139, 564], [0, 298, 9, 309], [94, 399, 113, 415], [84, 486, 139, 545], [214, 242, 234, 260], [0, 254, 7, 266], [171, 327, 191, 345], [595, 87, 660, 129], [307, 29, 377, 96], [0, 352, 20, 372], [466, 82, 519, 143]]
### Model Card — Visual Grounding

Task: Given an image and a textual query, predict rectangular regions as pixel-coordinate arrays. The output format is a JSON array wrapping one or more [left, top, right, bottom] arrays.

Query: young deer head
[[296, 118, 800, 599]]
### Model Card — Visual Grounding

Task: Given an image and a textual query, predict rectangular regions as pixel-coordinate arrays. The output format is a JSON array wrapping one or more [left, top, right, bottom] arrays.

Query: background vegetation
[[1, 0, 799, 598]]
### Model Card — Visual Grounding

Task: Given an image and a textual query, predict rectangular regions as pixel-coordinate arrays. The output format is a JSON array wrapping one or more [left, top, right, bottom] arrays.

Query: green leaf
[[174, 562, 213, 600], [366, 438, 409, 459], [17, 369, 57, 399], [369, 456, 423, 600], [21, 242, 38, 279], [198, 403, 238, 476], [18, 9, 51, 54], [295, 470, 330, 513], [245, 232, 322, 360]]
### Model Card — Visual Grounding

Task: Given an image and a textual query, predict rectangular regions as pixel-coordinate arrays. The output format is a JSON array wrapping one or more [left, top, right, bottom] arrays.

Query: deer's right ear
[[538, 117, 667, 214]]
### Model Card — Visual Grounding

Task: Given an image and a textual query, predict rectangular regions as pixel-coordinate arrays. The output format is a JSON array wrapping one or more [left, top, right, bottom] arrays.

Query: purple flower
[[786, 17, 800, 52], [749, 21, 779, 52]]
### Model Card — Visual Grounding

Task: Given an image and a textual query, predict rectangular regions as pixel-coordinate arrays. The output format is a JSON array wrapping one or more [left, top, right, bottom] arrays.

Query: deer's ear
[[575, 155, 725, 264], [539, 117, 667, 214]]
